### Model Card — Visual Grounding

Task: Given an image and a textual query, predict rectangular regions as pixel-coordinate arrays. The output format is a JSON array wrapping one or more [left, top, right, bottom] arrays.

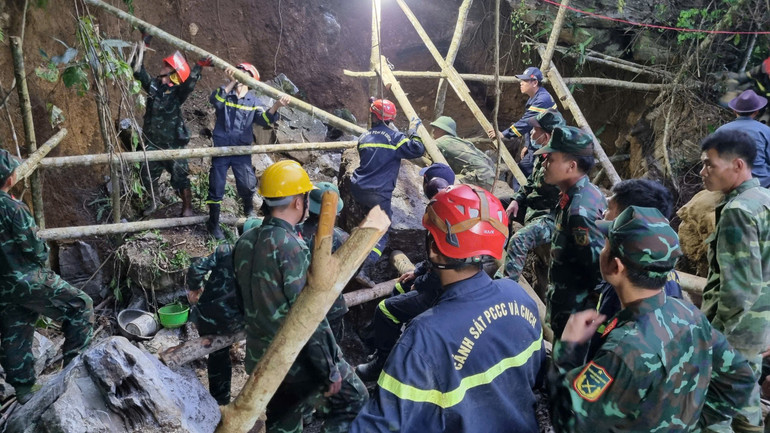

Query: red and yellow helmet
[[163, 51, 191, 85], [236, 62, 260, 81], [423, 184, 508, 260], [370, 99, 397, 121]]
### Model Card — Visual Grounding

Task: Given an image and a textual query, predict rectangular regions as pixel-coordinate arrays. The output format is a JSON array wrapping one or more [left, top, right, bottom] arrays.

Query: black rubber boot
[[243, 197, 256, 218], [207, 204, 225, 240], [356, 350, 389, 382]]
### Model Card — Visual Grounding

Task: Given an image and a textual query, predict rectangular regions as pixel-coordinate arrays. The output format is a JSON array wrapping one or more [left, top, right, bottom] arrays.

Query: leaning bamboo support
[[84, 0, 366, 137], [10, 36, 44, 228], [389, 250, 416, 276], [13, 128, 67, 182], [369, 0, 382, 100], [539, 0, 570, 73], [393, 0, 527, 186], [38, 141, 357, 169], [518, 277, 553, 343], [536, 45, 622, 186], [434, 0, 473, 118], [375, 59, 449, 166], [217, 199, 390, 433]]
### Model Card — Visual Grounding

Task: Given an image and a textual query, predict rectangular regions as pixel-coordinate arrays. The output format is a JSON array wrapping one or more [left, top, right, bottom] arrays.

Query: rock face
[[676, 189, 723, 277], [6, 336, 219, 433], [58, 241, 104, 300]]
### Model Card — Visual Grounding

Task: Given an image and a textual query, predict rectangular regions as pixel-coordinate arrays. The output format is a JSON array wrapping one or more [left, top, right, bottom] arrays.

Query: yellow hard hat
[[258, 160, 314, 198]]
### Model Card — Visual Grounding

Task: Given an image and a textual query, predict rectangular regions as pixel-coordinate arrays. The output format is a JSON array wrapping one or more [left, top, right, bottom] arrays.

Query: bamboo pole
[[581, 47, 676, 79], [95, 95, 122, 223], [217, 199, 389, 433], [13, 128, 67, 182], [540, 0, 570, 73], [10, 36, 45, 228], [393, 0, 527, 186], [369, 0, 382, 100], [374, 58, 448, 166], [518, 277, 553, 343], [38, 141, 357, 169], [434, 0, 473, 118], [491, 0, 503, 189], [83, 0, 367, 137], [536, 45, 622, 186], [389, 250, 415, 276]]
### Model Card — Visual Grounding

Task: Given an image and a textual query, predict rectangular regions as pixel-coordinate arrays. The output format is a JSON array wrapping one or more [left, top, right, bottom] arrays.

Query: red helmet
[[763, 56, 770, 75], [236, 62, 260, 81], [163, 51, 191, 85], [370, 99, 397, 121], [423, 185, 508, 260]]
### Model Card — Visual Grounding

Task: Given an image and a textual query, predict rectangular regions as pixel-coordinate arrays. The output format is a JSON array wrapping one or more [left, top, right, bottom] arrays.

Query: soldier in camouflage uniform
[[496, 109, 563, 282], [534, 125, 606, 338], [0, 150, 94, 404], [429, 116, 496, 190], [133, 46, 211, 217], [186, 243, 243, 405], [699, 129, 770, 432], [548, 206, 756, 432], [299, 182, 349, 342], [234, 161, 367, 432]]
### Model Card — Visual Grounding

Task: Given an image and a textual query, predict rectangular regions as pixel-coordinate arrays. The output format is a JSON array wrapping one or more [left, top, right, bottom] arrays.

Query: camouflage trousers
[[498, 216, 554, 281], [0, 268, 94, 388], [140, 157, 191, 193], [207, 346, 232, 406], [706, 354, 764, 433], [457, 171, 494, 192], [265, 360, 368, 433]]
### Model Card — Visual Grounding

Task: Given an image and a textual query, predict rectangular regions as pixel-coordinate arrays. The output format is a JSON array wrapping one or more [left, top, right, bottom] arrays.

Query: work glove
[[409, 116, 422, 130], [197, 56, 213, 67]]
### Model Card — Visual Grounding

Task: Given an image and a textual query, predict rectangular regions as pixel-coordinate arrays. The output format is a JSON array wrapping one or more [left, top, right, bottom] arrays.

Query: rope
[[538, 0, 770, 35]]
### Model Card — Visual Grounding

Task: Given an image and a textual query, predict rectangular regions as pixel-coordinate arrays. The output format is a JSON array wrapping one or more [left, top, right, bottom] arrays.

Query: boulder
[[676, 189, 723, 277], [116, 231, 185, 294], [5, 336, 219, 433], [58, 241, 104, 300]]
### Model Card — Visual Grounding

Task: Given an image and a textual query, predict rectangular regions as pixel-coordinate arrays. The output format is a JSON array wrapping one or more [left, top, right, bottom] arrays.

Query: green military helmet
[[309, 182, 343, 215], [533, 125, 593, 156], [0, 149, 21, 183], [430, 116, 457, 137], [597, 205, 683, 278], [242, 216, 264, 233], [527, 109, 566, 133]]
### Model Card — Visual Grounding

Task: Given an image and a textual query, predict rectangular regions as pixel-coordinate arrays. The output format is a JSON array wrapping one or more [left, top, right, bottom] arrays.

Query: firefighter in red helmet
[[351, 184, 546, 432], [132, 35, 212, 217]]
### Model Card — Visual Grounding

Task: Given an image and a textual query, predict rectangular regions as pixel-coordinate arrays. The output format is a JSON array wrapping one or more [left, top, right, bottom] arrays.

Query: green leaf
[[62, 65, 90, 95], [34, 64, 59, 82], [46, 103, 65, 128]]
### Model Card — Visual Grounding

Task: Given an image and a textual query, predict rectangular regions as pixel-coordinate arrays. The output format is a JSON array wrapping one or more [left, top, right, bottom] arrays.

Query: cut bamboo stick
[[38, 215, 248, 241], [540, 0, 571, 73], [434, 0, 473, 118], [13, 129, 67, 183], [369, 0, 382, 100]]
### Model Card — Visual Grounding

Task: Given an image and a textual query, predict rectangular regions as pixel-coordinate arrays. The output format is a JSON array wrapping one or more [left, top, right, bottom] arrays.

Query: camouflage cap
[[533, 125, 593, 156], [597, 206, 682, 278], [309, 182, 343, 215], [526, 109, 566, 133], [0, 149, 21, 183]]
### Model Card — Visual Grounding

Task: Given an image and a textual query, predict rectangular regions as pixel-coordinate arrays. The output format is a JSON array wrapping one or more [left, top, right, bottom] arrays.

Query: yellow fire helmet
[[258, 160, 314, 199]]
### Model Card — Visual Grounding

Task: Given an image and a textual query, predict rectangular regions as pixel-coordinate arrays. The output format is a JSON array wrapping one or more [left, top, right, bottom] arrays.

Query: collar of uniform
[[724, 178, 761, 203], [262, 215, 300, 234], [565, 174, 589, 198], [613, 290, 666, 326], [438, 270, 492, 301]]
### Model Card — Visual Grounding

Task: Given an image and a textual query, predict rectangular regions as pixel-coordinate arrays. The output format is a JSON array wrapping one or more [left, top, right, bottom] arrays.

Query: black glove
[[142, 33, 152, 46]]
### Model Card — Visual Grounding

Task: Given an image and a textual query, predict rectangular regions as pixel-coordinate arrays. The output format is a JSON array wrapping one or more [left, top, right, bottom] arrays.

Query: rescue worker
[[487, 66, 559, 179], [496, 109, 563, 282], [535, 125, 606, 339], [429, 116, 496, 190], [234, 160, 367, 432], [355, 167, 453, 382], [186, 243, 242, 405], [133, 40, 210, 217], [206, 63, 291, 240], [715, 89, 770, 187], [0, 149, 94, 404], [350, 98, 425, 287], [585, 179, 683, 360], [351, 185, 545, 432], [700, 129, 770, 432], [299, 182, 349, 341], [548, 206, 756, 432]]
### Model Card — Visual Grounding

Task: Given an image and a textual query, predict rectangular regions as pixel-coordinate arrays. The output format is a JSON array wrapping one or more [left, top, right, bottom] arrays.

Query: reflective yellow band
[[395, 282, 406, 294], [378, 330, 543, 409], [509, 126, 522, 137], [378, 300, 400, 324], [372, 247, 382, 257], [205, 199, 222, 204], [360, 142, 398, 150], [528, 106, 547, 113], [214, 89, 265, 112]]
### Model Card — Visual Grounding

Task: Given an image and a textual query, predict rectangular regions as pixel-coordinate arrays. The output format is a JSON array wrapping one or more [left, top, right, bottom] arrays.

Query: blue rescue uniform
[[351, 271, 545, 433], [207, 87, 280, 204], [503, 87, 558, 178]]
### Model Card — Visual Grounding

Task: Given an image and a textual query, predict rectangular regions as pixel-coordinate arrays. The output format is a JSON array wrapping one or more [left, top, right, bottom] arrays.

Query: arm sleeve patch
[[572, 361, 614, 402], [573, 227, 590, 246]]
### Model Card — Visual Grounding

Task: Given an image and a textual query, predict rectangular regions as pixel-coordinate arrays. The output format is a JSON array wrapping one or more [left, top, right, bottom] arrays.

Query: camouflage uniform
[[548, 206, 757, 432], [187, 244, 243, 405], [134, 64, 202, 192], [299, 215, 350, 342], [701, 178, 770, 431], [234, 215, 367, 433], [434, 135, 496, 191], [0, 183, 94, 394]]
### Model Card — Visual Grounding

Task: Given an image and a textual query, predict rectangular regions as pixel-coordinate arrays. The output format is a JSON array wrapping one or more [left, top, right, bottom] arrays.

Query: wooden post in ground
[[10, 36, 45, 228], [13, 128, 67, 183], [539, 0, 570, 73], [433, 0, 473, 118], [536, 45, 622, 186], [393, 0, 527, 186], [216, 199, 390, 433]]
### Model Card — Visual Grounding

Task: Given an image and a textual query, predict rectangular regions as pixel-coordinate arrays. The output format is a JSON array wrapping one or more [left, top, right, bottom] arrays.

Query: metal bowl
[[117, 309, 159, 341]]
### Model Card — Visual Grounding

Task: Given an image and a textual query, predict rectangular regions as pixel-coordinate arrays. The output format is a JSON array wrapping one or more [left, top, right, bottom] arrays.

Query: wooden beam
[[13, 128, 67, 183], [536, 45, 622, 186], [540, 0, 570, 73], [394, 0, 527, 186], [434, 0, 473, 118]]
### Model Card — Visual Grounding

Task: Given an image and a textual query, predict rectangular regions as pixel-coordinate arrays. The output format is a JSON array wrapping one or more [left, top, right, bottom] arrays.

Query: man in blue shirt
[[716, 89, 770, 188]]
